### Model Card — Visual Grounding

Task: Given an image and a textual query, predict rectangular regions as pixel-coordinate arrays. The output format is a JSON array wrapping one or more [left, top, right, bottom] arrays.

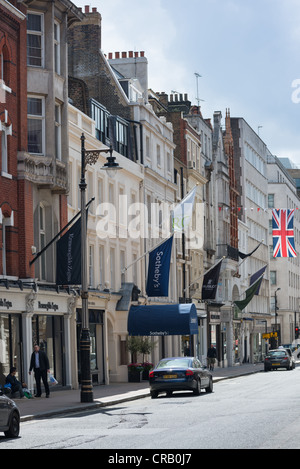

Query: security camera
[[31, 246, 37, 255]]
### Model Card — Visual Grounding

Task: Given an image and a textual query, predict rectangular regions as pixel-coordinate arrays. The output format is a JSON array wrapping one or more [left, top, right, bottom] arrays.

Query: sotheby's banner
[[146, 236, 174, 297]]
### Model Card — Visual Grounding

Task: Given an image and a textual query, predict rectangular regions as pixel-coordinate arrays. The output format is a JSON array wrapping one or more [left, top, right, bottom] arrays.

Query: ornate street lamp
[[80, 133, 122, 403]]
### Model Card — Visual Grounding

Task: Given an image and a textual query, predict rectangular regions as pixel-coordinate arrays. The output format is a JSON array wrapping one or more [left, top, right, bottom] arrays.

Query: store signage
[[0, 298, 12, 309], [209, 312, 220, 322], [38, 301, 59, 312], [262, 332, 278, 339]]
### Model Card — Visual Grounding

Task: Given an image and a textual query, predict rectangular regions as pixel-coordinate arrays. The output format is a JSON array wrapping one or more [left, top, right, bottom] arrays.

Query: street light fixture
[[80, 133, 122, 403]]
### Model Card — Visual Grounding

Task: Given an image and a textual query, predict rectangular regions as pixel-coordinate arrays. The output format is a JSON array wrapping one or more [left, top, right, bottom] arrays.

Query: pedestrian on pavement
[[207, 344, 217, 371], [6, 367, 25, 398], [29, 344, 50, 398]]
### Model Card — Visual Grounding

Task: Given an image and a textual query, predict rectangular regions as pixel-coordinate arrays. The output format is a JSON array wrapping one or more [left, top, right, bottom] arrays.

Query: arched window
[[0, 44, 10, 86]]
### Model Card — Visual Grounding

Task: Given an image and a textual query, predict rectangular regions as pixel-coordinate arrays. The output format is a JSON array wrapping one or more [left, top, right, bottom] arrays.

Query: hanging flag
[[201, 259, 223, 300], [249, 265, 267, 295], [272, 209, 296, 258], [56, 216, 82, 285], [238, 241, 262, 259], [172, 185, 197, 232], [233, 274, 264, 311], [146, 236, 173, 297]]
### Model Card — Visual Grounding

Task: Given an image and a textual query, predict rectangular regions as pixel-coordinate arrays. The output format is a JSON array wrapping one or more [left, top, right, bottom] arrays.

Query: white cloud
[[74, 0, 300, 164]]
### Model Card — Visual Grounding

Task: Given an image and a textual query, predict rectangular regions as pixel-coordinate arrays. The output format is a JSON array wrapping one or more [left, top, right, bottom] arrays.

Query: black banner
[[201, 260, 222, 300], [56, 217, 81, 285]]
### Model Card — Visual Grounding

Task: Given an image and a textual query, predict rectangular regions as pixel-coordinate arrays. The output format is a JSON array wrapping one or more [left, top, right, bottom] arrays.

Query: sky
[[74, 0, 300, 165]]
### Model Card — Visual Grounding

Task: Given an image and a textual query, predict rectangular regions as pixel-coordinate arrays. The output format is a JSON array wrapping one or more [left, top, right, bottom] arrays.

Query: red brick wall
[[0, 1, 32, 278]]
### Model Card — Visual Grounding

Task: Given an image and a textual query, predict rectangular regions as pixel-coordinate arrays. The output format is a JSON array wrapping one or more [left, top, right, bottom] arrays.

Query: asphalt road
[[2, 367, 300, 450]]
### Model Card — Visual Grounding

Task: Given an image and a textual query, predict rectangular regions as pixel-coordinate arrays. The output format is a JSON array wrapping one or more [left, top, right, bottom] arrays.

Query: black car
[[0, 390, 20, 438], [149, 356, 213, 398], [264, 349, 294, 372]]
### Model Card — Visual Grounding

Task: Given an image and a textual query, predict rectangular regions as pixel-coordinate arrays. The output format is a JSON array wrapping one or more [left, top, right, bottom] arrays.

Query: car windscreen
[[157, 358, 191, 369], [267, 351, 287, 358]]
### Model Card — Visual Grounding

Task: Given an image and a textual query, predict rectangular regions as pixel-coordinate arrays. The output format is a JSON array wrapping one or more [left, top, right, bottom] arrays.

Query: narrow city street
[[1, 367, 300, 450]]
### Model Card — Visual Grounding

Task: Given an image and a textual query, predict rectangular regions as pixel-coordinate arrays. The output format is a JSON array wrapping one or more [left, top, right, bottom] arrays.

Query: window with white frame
[[156, 144, 161, 167], [89, 245, 94, 287], [54, 21, 60, 74], [120, 249, 125, 285], [99, 244, 104, 289], [90, 99, 109, 144], [27, 96, 44, 154], [110, 247, 115, 290], [1, 121, 12, 175], [87, 171, 94, 213], [27, 12, 44, 67], [55, 103, 61, 160], [115, 119, 128, 157], [68, 161, 73, 206], [270, 270, 277, 285], [39, 204, 46, 280], [2, 214, 13, 276]]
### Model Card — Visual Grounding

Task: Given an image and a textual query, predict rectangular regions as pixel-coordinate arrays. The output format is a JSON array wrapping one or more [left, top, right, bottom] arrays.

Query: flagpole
[[122, 184, 198, 274], [237, 239, 264, 268], [122, 234, 174, 274], [29, 197, 95, 266], [232, 273, 264, 303]]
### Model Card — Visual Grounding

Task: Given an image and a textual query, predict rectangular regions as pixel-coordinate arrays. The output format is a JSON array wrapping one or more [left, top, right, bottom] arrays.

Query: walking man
[[29, 344, 50, 398], [207, 344, 217, 371]]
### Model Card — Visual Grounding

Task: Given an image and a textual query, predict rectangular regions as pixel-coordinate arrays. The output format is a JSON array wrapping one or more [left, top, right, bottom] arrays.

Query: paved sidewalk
[[15, 362, 264, 422]]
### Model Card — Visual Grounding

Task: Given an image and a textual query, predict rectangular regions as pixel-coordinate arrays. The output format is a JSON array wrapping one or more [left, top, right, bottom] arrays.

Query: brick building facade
[[0, 0, 31, 279]]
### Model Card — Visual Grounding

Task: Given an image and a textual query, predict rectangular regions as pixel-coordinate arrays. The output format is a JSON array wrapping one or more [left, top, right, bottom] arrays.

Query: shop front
[[0, 311, 23, 385], [76, 308, 105, 385], [207, 309, 222, 366], [0, 286, 73, 391]]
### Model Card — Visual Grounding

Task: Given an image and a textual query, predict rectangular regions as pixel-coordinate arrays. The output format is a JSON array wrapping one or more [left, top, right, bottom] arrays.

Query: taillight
[[149, 371, 154, 378], [185, 369, 194, 376]]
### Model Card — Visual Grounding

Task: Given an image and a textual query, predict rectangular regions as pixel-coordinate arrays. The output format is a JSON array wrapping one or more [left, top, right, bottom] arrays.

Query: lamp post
[[80, 133, 122, 403]]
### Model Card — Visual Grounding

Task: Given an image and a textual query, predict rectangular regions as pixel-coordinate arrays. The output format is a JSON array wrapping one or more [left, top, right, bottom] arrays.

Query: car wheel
[[150, 390, 158, 399], [264, 367, 268, 372], [193, 378, 201, 395], [4, 411, 20, 438], [205, 377, 213, 393], [166, 391, 173, 397]]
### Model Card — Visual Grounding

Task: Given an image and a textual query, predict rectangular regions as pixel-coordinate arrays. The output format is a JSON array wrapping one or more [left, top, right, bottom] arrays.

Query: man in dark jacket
[[6, 367, 24, 398], [207, 344, 217, 371], [29, 344, 50, 398]]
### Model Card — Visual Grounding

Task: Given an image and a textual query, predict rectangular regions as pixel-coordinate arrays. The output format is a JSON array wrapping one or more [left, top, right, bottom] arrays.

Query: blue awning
[[128, 303, 198, 336]]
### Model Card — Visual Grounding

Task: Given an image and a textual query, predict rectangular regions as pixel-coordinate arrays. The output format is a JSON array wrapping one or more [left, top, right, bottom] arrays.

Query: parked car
[[282, 347, 296, 369], [0, 390, 20, 438], [149, 356, 213, 398], [264, 349, 294, 372]]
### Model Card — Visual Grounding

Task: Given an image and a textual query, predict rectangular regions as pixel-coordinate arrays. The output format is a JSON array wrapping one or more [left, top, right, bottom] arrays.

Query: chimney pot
[[115, 52, 120, 58], [122, 51, 127, 58], [92, 7, 97, 12], [84, 5, 89, 13], [134, 51, 139, 57], [129, 51, 133, 57], [140, 51, 145, 57], [108, 53, 113, 59]]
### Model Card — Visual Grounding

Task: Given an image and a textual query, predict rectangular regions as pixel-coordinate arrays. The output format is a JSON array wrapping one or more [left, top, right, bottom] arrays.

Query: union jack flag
[[272, 209, 297, 258]]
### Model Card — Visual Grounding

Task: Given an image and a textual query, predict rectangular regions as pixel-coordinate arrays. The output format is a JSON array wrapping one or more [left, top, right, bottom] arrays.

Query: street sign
[[262, 332, 278, 339]]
